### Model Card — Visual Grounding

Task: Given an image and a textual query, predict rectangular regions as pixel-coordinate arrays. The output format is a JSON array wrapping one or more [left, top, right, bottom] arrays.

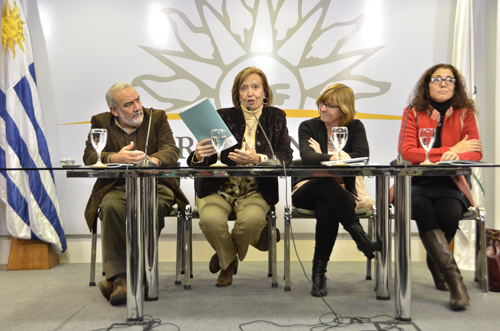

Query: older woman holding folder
[[187, 66, 292, 287]]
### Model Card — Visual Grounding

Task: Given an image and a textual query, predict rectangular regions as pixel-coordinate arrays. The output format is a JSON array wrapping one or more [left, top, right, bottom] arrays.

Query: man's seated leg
[[98, 184, 174, 305], [98, 185, 127, 306], [157, 184, 176, 230]]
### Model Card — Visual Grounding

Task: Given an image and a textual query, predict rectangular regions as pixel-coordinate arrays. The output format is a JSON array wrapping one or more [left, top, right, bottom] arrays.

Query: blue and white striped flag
[[0, 0, 66, 254]]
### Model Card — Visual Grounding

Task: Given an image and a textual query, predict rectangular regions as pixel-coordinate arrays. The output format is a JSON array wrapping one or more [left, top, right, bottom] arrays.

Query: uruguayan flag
[[0, 0, 66, 254]]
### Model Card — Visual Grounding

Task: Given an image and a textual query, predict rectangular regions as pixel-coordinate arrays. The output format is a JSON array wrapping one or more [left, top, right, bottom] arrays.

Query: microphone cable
[[239, 160, 404, 331]]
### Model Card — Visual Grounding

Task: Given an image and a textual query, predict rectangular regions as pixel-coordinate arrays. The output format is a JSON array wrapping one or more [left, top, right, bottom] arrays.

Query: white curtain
[[452, 0, 482, 270]]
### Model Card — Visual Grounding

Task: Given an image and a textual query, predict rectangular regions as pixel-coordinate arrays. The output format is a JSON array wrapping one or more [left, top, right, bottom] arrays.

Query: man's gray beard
[[118, 108, 143, 128]]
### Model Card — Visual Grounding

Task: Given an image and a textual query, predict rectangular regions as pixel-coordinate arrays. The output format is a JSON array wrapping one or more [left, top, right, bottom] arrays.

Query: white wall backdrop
[[0, 0, 497, 262]]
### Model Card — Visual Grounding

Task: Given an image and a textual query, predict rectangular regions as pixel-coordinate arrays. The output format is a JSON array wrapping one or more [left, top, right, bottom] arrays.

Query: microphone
[[390, 105, 413, 166], [247, 106, 282, 167], [137, 107, 157, 167]]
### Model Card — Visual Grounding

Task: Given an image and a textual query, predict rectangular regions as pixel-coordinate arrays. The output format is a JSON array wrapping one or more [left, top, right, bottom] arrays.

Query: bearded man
[[83, 83, 188, 305]]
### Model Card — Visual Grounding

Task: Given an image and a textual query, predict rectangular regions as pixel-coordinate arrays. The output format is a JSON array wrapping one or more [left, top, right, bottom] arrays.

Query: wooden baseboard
[[7, 238, 60, 270]]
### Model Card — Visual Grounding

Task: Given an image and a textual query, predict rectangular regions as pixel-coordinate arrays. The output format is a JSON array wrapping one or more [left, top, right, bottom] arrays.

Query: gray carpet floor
[[0, 261, 499, 331]]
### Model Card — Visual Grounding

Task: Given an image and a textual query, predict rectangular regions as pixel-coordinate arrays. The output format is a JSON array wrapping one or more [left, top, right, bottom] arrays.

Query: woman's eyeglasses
[[430, 77, 456, 85], [320, 102, 340, 110]]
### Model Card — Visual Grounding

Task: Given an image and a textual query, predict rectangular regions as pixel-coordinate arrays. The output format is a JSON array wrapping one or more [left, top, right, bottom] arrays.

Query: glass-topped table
[[66, 164, 478, 321]]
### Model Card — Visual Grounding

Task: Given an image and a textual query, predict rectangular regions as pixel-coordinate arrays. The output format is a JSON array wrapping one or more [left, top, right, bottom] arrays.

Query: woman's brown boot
[[215, 258, 238, 287], [421, 230, 470, 310], [426, 254, 449, 291]]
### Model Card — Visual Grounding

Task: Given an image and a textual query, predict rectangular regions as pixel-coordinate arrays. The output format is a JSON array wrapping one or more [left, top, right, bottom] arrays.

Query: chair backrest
[[291, 159, 303, 186]]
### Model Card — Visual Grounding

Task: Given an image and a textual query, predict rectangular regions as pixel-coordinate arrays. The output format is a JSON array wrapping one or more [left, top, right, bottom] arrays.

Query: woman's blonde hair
[[231, 66, 273, 108], [316, 83, 356, 126]]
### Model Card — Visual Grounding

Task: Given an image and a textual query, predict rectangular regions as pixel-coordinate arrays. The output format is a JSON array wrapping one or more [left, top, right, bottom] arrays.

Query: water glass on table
[[330, 127, 348, 164], [90, 128, 108, 167], [419, 128, 436, 165], [211, 129, 227, 167]]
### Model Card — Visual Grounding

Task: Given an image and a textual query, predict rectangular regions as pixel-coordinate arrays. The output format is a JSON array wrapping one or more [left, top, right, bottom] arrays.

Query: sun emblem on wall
[[132, 0, 390, 112], [1, 0, 25, 59]]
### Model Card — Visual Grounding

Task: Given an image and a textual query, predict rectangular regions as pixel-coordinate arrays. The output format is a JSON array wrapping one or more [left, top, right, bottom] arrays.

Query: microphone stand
[[390, 105, 413, 166], [137, 107, 157, 167], [247, 106, 282, 167]]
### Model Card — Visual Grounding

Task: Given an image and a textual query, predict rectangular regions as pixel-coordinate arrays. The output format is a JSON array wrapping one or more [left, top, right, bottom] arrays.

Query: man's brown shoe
[[98, 279, 113, 300], [110, 277, 127, 306]]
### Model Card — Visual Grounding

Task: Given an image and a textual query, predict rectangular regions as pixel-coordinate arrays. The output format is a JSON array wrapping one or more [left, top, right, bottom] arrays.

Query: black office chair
[[460, 206, 488, 292]]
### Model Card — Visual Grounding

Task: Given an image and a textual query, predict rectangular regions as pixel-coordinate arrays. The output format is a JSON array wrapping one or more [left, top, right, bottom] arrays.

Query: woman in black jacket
[[187, 67, 293, 287], [292, 83, 379, 297]]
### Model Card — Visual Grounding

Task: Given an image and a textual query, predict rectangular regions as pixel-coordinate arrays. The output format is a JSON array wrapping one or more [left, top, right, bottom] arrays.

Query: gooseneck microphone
[[247, 106, 282, 167], [137, 107, 156, 167], [390, 105, 413, 166]]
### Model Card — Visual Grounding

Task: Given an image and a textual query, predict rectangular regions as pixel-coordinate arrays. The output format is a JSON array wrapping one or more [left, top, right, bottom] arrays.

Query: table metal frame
[[67, 164, 473, 321]]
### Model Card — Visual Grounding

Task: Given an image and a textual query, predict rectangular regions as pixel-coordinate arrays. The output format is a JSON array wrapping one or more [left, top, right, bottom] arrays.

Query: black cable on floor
[[90, 314, 180, 331], [239, 178, 404, 331]]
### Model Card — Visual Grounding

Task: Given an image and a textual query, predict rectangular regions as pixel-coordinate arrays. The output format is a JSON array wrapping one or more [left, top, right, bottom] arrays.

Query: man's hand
[[109, 142, 146, 164]]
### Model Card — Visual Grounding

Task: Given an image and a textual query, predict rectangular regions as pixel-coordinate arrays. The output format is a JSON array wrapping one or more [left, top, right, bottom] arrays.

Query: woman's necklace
[[244, 120, 257, 135]]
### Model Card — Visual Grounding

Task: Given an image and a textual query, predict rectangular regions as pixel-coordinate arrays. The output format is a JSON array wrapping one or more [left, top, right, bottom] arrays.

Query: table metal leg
[[394, 175, 411, 321], [284, 207, 291, 291], [184, 205, 192, 290], [175, 207, 183, 285], [126, 177, 144, 321], [375, 176, 390, 300], [143, 177, 158, 301], [476, 207, 488, 292], [270, 209, 278, 287]]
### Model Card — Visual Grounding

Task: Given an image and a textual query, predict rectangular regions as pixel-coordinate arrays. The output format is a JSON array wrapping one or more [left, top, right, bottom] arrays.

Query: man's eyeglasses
[[430, 77, 456, 85], [320, 102, 340, 110]]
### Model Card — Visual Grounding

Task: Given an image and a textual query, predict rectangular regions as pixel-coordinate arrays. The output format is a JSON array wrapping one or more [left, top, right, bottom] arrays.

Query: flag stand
[[7, 238, 60, 270]]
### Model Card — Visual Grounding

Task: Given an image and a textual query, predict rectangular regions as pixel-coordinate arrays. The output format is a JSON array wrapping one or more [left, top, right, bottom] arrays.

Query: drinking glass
[[210, 129, 227, 167], [90, 128, 108, 167], [419, 128, 436, 165], [331, 127, 348, 164]]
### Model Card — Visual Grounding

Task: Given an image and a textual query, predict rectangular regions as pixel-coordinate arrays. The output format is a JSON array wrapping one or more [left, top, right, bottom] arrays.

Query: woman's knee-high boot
[[421, 230, 469, 310], [345, 221, 380, 259], [426, 234, 453, 291], [311, 260, 328, 297], [426, 254, 449, 291]]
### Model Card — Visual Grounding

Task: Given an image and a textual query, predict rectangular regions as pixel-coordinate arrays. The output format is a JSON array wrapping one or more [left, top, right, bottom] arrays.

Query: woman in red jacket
[[398, 64, 482, 310]]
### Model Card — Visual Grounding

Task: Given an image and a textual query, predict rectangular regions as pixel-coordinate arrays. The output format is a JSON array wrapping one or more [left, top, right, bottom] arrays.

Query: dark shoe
[[421, 230, 469, 310], [311, 260, 328, 297], [98, 279, 113, 300], [345, 222, 380, 260], [215, 258, 238, 287], [109, 277, 127, 306], [209, 253, 221, 274], [251, 224, 281, 252], [427, 254, 449, 291]]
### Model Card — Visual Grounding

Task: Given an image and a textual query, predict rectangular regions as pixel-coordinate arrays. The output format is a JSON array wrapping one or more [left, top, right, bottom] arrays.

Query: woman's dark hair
[[409, 63, 476, 114]]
